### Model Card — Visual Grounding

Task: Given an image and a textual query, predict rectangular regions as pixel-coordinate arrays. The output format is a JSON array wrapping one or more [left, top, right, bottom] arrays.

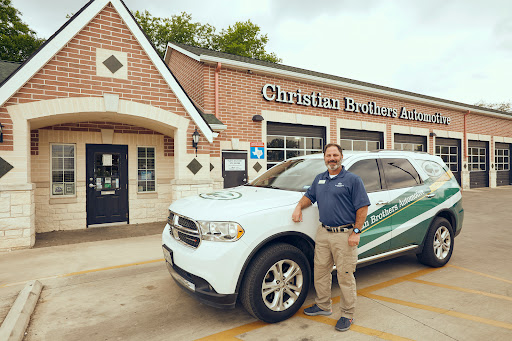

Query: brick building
[[1, 0, 511, 250]]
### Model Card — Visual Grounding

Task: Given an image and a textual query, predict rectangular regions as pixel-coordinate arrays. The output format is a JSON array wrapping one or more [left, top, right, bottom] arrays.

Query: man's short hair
[[324, 143, 343, 155]]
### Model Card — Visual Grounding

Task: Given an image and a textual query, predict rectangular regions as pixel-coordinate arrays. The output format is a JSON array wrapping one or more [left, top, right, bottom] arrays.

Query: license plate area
[[162, 245, 173, 266]]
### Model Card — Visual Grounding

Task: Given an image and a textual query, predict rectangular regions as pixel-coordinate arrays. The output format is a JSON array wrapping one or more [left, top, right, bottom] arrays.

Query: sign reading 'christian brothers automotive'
[[261, 84, 451, 125]]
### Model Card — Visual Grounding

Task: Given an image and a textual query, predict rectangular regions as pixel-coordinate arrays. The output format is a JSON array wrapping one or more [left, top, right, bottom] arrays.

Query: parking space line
[[0, 259, 165, 289], [409, 278, 512, 302], [446, 264, 512, 284], [357, 267, 441, 295], [363, 293, 512, 331], [195, 321, 268, 341]]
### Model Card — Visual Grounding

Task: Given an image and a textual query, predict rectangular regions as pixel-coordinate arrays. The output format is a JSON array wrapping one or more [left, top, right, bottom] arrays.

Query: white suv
[[162, 150, 464, 323]]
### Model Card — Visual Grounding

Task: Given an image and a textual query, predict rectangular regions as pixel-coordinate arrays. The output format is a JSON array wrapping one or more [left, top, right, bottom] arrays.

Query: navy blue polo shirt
[[305, 166, 370, 227]]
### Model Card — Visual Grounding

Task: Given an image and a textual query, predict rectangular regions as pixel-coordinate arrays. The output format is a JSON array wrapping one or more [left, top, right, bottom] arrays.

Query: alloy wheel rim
[[433, 226, 451, 260], [261, 259, 303, 311]]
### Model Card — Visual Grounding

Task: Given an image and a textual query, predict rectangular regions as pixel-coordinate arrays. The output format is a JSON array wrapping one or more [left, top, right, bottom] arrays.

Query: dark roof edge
[[170, 43, 511, 118]]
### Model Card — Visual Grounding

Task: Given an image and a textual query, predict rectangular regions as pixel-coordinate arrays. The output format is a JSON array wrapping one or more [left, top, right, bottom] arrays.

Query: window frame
[[394, 142, 424, 152], [495, 148, 510, 171], [468, 147, 486, 172], [50, 143, 77, 197], [340, 139, 380, 151], [137, 146, 157, 193], [435, 145, 458, 172]]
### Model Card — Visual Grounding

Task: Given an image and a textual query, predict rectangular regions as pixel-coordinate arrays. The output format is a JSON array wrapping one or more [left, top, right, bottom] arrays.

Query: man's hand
[[292, 206, 303, 222], [348, 232, 360, 246]]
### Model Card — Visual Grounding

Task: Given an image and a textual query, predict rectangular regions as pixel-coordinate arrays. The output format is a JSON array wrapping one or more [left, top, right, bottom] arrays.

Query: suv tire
[[240, 243, 311, 323], [417, 217, 454, 267]]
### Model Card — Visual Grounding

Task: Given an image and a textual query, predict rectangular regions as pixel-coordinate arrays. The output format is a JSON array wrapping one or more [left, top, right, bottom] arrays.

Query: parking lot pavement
[[1, 187, 511, 340]]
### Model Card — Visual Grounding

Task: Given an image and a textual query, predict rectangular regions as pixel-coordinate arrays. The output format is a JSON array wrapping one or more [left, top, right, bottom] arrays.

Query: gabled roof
[[167, 42, 512, 120], [0, 0, 214, 142], [0, 61, 21, 84]]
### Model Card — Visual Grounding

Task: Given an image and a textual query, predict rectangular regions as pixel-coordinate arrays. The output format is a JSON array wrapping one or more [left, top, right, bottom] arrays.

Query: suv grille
[[168, 211, 201, 248]]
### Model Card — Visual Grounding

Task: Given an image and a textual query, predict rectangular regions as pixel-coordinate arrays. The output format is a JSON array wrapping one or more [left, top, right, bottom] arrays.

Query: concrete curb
[[0, 280, 43, 341]]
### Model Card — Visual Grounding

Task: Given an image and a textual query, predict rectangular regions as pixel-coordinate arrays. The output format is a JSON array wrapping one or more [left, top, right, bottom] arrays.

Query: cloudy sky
[[11, 0, 512, 106]]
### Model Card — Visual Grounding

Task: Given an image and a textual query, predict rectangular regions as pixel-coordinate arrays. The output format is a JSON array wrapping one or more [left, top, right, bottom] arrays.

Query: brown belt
[[321, 223, 354, 233]]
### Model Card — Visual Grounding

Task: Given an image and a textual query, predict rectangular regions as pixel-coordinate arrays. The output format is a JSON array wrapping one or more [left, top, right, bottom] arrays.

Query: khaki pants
[[314, 224, 358, 319]]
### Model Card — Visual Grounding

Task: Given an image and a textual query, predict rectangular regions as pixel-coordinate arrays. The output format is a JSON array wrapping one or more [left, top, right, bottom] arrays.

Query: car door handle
[[426, 193, 435, 198], [375, 200, 388, 205]]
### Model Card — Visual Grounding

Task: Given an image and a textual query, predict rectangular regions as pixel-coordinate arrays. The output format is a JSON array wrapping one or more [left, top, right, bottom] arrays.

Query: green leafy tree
[[134, 11, 281, 63], [214, 20, 281, 63], [475, 100, 512, 113], [134, 11, 216, 56], [0, 0, 45, 62]]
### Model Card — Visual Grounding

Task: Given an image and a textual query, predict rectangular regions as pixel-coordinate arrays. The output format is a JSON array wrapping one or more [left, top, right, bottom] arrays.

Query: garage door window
[[267, 135, 323, 168], [340, 139, 380, 151], [394, 143, 424, 152], [495, 148, 510, 171], [435, 145, 458, 172], [468, 147, 486, 171]]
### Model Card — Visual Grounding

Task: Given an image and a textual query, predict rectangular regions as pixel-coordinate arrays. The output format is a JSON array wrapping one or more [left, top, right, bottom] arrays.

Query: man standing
[[292, 143, 370, 332]]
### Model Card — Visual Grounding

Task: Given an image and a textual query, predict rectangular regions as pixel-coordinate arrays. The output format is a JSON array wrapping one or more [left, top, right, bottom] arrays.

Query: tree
[[214, 20, 281, 63], [134, 11, 281, 63], [0, 0, 45, 62], [475, 100, 512, 113]]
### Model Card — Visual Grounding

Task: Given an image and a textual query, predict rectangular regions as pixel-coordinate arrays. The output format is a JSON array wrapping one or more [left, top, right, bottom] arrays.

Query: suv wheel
[[240, 243, 311, 323], [417, 217, 454, 267]]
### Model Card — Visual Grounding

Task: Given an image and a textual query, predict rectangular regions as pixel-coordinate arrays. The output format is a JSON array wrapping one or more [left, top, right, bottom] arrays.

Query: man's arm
[[292, 196, 312, 222], [348, 205, 369, 246]]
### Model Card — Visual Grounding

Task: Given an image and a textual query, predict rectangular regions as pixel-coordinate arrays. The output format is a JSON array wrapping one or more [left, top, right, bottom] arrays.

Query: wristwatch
[[353, 228, 361, 234]]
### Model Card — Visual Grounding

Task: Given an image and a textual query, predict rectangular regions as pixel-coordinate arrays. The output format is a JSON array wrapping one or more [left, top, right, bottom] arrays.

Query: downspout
[[215, 62, 221, 118], [464, 110, 469, 159]]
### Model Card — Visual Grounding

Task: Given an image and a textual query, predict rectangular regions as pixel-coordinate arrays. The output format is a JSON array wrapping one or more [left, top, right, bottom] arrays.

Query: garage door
[[340, 128, 384, 151], [394, 133, 427, 152], [495, 142, 511, 186], [435, 137, 461, 186], [468, 140, 489, 188], [267, 122, 325, 169]]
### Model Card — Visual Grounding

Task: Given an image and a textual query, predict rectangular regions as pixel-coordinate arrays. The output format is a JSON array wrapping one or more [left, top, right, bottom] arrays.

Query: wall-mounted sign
[[250, 142, 265, 159], [262, 84, 341, 110], [261, 84, 451, 125], [225, 159, 245, 171], [102, 154, 113, 166]]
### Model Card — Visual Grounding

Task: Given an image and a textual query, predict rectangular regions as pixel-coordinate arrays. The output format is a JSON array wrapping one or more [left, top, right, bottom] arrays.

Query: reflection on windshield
[[250, 159, 326, 192]]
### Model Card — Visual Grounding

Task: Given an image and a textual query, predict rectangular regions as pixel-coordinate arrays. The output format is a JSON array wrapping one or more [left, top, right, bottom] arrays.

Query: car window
[[347, 159, 382, 193], [381, 158, 422, 189], [420, 160, 452, 182], [249, 158, 326, 191]]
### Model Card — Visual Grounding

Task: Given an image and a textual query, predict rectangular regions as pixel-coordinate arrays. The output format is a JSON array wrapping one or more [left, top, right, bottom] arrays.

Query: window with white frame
[[340, 139, 380, 151], [267, 135, 323, 169], [495, 148, 510, 171], [137, 147, 156, 192], [468, 147, 486, 171], [394, 143, 424, 152], [435, 145, 458, 172], [51, 144, 76, 196]]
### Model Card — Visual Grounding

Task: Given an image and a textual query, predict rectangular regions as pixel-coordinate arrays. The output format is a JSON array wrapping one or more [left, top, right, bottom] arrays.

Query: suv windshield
[[250, 158, 326, 191]]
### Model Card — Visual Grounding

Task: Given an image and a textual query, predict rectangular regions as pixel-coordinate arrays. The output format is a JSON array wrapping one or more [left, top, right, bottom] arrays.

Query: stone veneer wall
[[0, 184, 35, 249]]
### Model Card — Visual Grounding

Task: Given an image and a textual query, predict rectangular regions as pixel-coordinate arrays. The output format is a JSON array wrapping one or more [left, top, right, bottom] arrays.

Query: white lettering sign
[[262, 84, 341, 110]]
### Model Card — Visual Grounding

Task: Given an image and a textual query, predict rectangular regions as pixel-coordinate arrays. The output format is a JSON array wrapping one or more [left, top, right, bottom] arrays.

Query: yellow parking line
[[61, 259, 164, 277], [195, 321, 268, 341], [0, 259, 165, 288], [446, 264, 512, 284], [409, 278, 512, 302], [358, 267, 441, 295], [363, 293, 512, 331]]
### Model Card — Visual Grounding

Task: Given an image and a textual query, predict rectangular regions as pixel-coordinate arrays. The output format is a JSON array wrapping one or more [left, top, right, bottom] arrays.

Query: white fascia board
[[209, 123, 227, 132], [0, 0, 107, 108], [199, 55, 512, 121], [166, 43, 201, 62], [111, 1, 213, 142]]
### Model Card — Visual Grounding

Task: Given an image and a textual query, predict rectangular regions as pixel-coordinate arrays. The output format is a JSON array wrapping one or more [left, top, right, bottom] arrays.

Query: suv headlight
[[198, 221, 244, 242]]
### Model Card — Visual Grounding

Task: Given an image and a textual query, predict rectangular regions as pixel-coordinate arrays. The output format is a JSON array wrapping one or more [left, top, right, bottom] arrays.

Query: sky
[[10, 0, 512, 107]]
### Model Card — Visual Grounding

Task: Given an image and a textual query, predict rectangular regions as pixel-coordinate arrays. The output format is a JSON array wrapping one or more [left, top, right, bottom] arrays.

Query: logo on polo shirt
[[335, 182, 345, 187]]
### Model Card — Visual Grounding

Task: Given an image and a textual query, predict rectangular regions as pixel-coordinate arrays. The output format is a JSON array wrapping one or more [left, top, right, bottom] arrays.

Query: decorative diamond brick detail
[[187, 158, 203, 175], [103, 55, 123, 74], [253, 162, 262, 172], [210, 163, 214, 171], [0, 157, 14, 179]]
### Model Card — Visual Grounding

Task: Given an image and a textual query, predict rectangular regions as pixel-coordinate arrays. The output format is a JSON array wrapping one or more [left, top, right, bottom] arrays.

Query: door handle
[[88, 183, 96, 188], [426, 193, 435, 198], [375, 200, 388, 205]]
